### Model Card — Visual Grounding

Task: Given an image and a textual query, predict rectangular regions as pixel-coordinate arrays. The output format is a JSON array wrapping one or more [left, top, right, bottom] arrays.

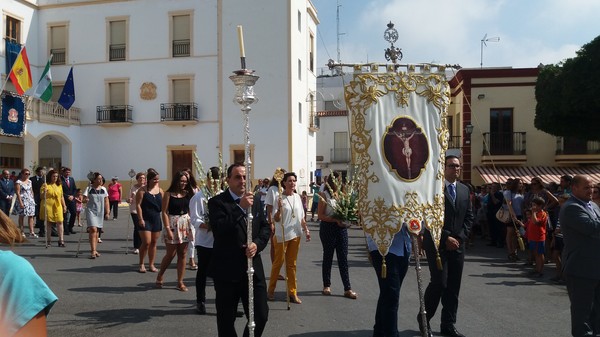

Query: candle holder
[[229, 68, 259, 337]]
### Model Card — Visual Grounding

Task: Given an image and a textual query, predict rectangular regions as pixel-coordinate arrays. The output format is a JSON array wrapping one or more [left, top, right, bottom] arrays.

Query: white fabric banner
[[345, 66, 450, 257]]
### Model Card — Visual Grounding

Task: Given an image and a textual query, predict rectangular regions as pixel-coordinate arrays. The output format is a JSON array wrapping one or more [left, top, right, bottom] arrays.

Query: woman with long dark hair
[[136, 168, 164, 273], [317, 172, 357, 299], [83, 172, 110, 259], [155, 170, 194, 291]]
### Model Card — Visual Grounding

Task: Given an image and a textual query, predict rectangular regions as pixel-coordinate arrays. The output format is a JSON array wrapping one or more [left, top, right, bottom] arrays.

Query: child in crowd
[[522, 209, 533, 266], [74, 189, 83, 226], [526, 197, 548, 277]]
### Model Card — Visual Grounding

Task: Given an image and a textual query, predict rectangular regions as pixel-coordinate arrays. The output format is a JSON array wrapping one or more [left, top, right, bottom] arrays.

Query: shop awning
[[474, 166, 600, 185]]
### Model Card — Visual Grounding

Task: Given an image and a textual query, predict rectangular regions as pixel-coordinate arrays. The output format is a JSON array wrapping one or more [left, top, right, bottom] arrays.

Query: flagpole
[[0, 46, 25, 94]]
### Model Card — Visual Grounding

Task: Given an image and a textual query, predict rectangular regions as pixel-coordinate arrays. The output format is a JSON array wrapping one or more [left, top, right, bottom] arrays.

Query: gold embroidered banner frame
[[344, 64, 450, 259]]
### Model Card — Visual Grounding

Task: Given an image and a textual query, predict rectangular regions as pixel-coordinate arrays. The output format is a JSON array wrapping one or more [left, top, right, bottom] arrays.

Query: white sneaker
[[133, 249, 139, 254], [98, 238, 103, 243], [29, 233, 39, 238]]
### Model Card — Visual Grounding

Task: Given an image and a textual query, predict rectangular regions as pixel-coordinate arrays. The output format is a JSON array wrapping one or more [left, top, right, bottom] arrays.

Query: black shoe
[[196, 302, 206, 315], [64, 231, 70, 236], [235, 310, 244, 318], [417, 314, 433, 337], [440, 325, 465, 337]]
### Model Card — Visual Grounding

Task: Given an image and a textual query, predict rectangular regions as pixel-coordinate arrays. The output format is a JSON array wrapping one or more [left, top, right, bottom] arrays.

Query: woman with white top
[[267, 172, 310, 304]]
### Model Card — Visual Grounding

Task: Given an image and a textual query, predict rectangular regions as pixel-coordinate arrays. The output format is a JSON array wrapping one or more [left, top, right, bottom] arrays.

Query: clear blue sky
[[312, 0, 600, 72]]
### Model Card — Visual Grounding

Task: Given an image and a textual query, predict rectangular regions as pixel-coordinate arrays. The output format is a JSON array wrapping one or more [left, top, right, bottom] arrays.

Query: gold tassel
[[518, 236, 525, 251], [436, 253, 443, 271], [381, 259, 387, 279]]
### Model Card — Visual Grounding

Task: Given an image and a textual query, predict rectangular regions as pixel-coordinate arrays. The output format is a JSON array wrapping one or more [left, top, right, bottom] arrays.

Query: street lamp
[[480, 34, 499, 68], [465, 123, 474, 144]]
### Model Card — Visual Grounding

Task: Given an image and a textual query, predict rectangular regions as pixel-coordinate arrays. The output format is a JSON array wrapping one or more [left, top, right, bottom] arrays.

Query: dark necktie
[[66, 178, 70, 188], [448, 184, 456, 201]]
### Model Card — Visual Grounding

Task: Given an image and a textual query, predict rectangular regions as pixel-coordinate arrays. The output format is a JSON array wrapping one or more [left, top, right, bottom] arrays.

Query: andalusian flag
[[8, 47, 32, 95], [34, 58, 53, 102]]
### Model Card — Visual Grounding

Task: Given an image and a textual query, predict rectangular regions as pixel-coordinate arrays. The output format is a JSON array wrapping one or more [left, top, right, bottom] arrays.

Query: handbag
[[496, 207, 511, 223]]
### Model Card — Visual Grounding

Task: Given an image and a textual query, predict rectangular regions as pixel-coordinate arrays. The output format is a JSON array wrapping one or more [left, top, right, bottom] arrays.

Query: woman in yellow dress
[[41, 170, 67, 248]]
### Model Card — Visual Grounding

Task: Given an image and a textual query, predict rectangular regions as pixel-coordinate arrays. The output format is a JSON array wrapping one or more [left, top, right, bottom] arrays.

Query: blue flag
[[58, 67, 75, 110], [0, 92, 26, 137]]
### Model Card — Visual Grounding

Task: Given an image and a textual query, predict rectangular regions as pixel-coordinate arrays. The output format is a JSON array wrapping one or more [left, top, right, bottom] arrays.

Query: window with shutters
[[108, 19, 127, 61], [5, 15, 21, 43], [171, 14, 191, 57], [49, 24, 67, 65]]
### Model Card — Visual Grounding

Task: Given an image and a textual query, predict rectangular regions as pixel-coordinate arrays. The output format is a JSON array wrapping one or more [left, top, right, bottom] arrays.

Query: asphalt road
[[7, 210, 570, 337]]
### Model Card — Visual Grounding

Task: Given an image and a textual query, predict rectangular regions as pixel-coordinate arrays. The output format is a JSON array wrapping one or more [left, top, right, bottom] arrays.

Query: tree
[[535, 35, 600, 140]]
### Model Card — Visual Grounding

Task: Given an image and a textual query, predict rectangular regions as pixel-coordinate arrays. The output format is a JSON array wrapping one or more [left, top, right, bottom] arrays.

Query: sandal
[[322, 287, 331, 296], [155, 280, 163, 289], [149, 266, 158, 273], [138, 266, 147, 273], [176, 284, 188, 292], [343, 290, 358, 299], [289, 295, 302, 304], [188, 265, 198, 270], [58, 241, 66, 247], [92, 251, 101, 258]]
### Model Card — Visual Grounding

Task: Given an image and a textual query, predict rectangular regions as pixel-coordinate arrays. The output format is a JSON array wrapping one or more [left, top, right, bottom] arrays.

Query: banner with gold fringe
[[1, 91, 26, 137], [345, 64, 450, 263]]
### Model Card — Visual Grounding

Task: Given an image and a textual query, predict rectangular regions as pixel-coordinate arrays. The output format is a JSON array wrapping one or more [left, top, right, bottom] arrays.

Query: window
[[49, 25, 67, 65], [333, 132, 349, 162], [298, 59, 302, 80], [172, 78, 191, 103], [233, 149, 245, 165], [489, 108, 514, 155], [298, 10, 301, 32], [109, 82, 126, 106], [172, 14, 191, 57], [324, 100, 337, 111], [298, 102, 302, 123], [52, 84, 64, 102], [109, 20, 127, 61], [309, 33, 315, 72], [5, 15, 21, 43]]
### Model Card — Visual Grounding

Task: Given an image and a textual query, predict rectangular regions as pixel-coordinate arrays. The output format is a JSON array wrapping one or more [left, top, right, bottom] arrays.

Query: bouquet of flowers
[[193, 152, 227, 229], [318, 171, 359, 227]]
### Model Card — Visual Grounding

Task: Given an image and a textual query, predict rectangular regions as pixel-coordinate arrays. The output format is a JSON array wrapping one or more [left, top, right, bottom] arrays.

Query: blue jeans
[[370, 250, 410, 337]]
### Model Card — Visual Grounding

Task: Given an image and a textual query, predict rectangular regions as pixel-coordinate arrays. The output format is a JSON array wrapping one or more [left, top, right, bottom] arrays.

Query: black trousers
[[195, 246, 213, 303], [66, 200, 77, 231], [214, 276, 268, 337], [422, 246, 464, 327], [566, 273, 600, 337]]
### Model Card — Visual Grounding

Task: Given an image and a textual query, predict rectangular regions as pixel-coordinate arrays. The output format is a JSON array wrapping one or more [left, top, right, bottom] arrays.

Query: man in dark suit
[[208, 163, 270, 337], [419, 155, 473, 337], [0, 169, 15, 215], [61, 167, 77, 235], [559, 175, 600, 337], [31, 167, 46, 236]]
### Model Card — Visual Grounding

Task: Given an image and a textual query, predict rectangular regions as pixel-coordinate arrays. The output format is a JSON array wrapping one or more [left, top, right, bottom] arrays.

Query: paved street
[[8, 210, 570, 337]]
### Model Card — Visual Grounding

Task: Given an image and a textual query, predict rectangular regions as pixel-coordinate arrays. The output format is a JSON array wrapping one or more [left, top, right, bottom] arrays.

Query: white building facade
[[1, 0, 318, 192]]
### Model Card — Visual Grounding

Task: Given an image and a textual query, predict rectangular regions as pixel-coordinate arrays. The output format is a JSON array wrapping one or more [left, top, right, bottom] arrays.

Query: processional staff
[[230, 25, 260, 337]]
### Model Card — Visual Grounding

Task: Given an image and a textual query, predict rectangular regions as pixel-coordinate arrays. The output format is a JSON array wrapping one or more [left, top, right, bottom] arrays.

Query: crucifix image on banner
[[344, 65, 450, 267]]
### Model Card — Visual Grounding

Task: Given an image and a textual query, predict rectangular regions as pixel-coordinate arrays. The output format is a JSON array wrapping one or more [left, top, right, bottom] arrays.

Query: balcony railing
[[556, 137, 600, 155], [331, 148, 350, 163], [160, 103, 198, 121], [448, 135, 461, 149], [25, 98, 80, 126], [109, 44, 126, 61], [50, 48, 66, 65], [309, 112, 320, 131], [172, 39, 190, 57], [96, 105, 133, 123], [482, 132, 527, 155]]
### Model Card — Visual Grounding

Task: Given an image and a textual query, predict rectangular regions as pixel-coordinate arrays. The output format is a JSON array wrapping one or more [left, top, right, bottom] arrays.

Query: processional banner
[[0, 91, 26, 137], [345, 65, 450, 261]]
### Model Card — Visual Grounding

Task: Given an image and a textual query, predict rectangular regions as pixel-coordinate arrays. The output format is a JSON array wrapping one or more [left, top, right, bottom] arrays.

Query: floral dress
[[14, 180, 35, 217], [163, 194, 191, 244]]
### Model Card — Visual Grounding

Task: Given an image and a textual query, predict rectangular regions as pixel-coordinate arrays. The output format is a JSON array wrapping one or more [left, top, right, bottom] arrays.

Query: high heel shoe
[[176, 283, 188, 292], [58, 241, 65, 247], [289, 295, 302, 304]]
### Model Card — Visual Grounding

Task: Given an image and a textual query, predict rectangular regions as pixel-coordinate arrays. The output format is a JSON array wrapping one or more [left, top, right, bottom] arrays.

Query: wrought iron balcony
[[482, 132, 527, 156], [50, 48, 66, 65], [172, 39, 190, 57], [330, 148, 350, 163], [556, 137, 600, 155], [96, 105, 133, 123], [448, 135, 462, 149], [160, 103, 198, 122], [109, 44, 126, 61], [309, 112, 320, 131]]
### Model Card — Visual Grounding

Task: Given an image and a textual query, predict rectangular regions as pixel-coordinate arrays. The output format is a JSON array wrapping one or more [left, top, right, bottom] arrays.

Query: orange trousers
[[268, 236, 301, 296]]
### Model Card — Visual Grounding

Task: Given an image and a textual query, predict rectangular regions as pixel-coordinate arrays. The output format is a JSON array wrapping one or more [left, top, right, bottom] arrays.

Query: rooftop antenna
[[335, 0, 345, 74], [480, 33, 500, 68]]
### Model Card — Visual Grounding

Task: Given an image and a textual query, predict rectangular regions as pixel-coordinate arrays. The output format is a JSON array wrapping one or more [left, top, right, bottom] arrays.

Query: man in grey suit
[[419, 155, 473, 337], [559, 175, 600, 337]]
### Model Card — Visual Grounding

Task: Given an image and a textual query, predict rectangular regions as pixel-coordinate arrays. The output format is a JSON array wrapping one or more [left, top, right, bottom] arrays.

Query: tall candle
[[237, 25, 246, 58]]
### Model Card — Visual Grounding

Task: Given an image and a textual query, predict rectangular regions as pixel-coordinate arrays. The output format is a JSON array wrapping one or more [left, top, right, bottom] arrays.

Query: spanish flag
[[8, 47, 32, 95]]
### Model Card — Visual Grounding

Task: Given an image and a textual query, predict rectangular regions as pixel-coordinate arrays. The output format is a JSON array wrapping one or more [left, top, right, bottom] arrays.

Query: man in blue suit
[[61, 167, 77, 235], [0, 170, 15, 215], [559, 175, 600, 337], [419, 155, 473, 337]]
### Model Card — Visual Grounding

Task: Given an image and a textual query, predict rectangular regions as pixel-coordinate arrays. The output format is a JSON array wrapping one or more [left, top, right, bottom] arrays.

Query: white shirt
[[272, 192, 303, 242], [189, 190, 213, 248]]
